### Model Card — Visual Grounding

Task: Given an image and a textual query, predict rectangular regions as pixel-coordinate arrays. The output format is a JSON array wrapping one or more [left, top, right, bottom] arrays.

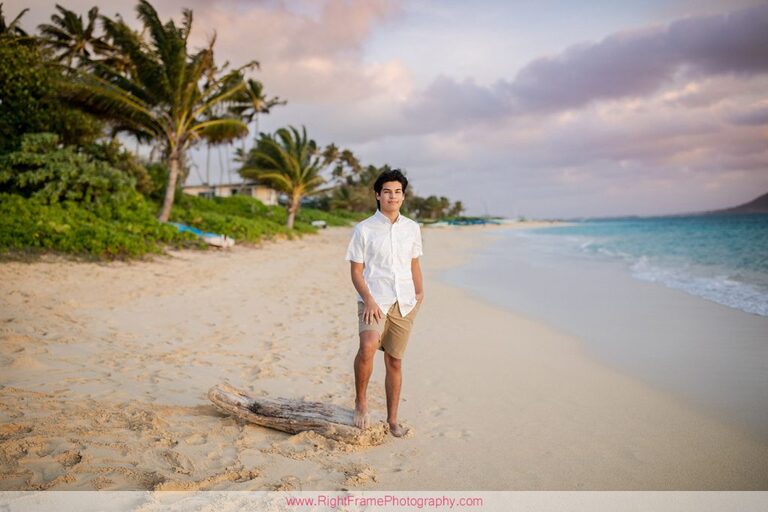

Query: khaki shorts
[[357, 300, 422, 360]]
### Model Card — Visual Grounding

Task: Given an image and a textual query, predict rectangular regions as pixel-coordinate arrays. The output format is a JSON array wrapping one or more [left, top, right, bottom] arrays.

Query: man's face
[[377, 181, 404, 214]]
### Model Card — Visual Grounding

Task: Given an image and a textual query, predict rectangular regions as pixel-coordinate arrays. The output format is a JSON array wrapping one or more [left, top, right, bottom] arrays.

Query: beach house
[[182, 182, 279, 205]]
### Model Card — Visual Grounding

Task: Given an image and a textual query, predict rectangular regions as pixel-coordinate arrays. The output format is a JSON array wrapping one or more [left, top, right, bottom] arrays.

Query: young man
[[344, 169, 424, 437]]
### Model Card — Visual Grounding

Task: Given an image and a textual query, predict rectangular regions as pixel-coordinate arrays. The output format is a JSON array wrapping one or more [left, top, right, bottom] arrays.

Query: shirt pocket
[[398, 233, 417, 264]]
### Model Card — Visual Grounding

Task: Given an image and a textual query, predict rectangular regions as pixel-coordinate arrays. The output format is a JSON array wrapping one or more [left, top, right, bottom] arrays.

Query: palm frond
[[189, 117, 247, 145], [237, 125, 330, 219], [1, 4, 30, 36]]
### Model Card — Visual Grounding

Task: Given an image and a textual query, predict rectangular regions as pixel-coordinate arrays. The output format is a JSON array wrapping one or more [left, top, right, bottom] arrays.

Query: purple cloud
[[729, 104, 768, 126], [402, 75, 509, 131], [510, 2, 768, 112], [408, 3, 768, 121]]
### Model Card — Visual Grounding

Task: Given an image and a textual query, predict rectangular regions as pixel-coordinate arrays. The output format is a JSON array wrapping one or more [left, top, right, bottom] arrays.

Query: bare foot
[[388, 422, 409, 437], [354, 404, 370, 429]]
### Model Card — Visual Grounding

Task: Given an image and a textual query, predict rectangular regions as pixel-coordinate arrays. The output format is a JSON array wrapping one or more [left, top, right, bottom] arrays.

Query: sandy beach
[[1, 224, 767, 491]]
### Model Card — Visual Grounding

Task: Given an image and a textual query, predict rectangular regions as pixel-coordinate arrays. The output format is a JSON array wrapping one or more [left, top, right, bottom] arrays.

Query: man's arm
[[351, 262, 383, 324], [412, 257, 424, 302]]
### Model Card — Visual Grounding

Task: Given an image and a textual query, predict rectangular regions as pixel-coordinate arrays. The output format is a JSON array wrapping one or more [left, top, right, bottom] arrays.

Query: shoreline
[[438, 223, 768, 442], [417, 225, 768, 489], [1, 225, 767, 490]]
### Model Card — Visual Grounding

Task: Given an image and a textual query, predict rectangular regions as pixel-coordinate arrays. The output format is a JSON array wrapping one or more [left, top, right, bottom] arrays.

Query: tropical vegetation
[[0, 32, 101, 152], [57, 0, 260, 222], [0, 0, 468, 260], [238, 126, 331, 229], [0, 3, 28, 38]]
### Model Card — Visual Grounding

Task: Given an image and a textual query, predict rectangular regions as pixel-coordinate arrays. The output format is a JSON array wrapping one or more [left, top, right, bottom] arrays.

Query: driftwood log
[[207, 383, 387, 446]]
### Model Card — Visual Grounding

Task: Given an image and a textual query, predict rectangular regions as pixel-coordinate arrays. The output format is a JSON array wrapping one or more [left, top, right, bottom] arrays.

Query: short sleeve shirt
[[345, 209, 423, 317]]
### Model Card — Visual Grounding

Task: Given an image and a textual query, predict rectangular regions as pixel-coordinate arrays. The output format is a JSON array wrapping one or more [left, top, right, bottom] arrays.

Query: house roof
[[182, 181, 270, 189]]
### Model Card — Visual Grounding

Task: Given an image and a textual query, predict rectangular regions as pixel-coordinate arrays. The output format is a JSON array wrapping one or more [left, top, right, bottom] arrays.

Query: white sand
[[1, 224, 767, 490]]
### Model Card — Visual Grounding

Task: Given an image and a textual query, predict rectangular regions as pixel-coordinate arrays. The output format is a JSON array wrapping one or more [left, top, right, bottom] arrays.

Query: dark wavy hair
[[373, 169, 408, 210]]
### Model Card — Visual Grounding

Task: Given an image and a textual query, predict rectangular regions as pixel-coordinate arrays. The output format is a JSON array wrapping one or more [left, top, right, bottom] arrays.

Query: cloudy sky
[[11, 0, 768, 218]]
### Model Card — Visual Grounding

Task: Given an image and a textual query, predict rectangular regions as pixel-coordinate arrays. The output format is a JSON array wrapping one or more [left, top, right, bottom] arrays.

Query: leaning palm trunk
[[286, 194, 301, 229], [159, 148, 182, 222]]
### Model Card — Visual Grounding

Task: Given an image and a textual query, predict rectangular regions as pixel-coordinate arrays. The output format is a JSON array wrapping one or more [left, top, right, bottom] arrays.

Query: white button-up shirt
[[345, 209, 423, 317]]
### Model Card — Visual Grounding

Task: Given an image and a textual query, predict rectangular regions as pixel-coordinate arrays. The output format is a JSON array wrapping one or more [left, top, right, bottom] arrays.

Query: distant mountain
[[706, 191, 768, 215]]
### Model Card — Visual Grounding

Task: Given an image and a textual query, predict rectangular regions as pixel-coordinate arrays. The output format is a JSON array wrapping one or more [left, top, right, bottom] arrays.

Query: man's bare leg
[[384, 352, 408, 437], [354, 331, 379, 429]]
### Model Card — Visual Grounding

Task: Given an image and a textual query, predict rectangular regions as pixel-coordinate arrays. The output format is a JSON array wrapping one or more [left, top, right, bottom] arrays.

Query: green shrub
[[0, 163, 360, 259], [145, 162, 171, 202], [179, 194, 360, 226], [0, 40, 101, 153], [0, 133, 136, 209], [0, 193, 199, 260], [171, 194, 302, 243], [82, 139, 156, 197], [176, 193, 273, 217], [297, 207, 364, 226], [170, 207, 292, 243]]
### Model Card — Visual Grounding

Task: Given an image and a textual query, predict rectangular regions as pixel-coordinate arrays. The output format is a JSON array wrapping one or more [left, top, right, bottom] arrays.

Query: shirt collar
[[375, 209, 401, 225]]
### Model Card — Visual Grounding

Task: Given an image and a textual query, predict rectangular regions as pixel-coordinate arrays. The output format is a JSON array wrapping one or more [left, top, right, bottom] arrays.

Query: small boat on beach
[[168, 222, 235, 248]]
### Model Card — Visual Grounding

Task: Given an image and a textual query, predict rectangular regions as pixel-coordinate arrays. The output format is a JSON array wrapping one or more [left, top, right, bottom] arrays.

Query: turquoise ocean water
[[442, 213, 768, 438], [525, 213, 768, 316]]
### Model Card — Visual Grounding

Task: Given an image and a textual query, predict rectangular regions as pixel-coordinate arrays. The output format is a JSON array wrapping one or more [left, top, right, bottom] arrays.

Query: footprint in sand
[[270, 475, 301, 491], [0, 423, 33, 439], [343, 464, 378, 487], [56, 450, 83, 468], [149, 371, 173, 384], [89, 475, 115, 489], [437, 429, 472, 440], [426, 406, 447, 417], [160, 449, 194, 475], [9, 356, 48, 370]]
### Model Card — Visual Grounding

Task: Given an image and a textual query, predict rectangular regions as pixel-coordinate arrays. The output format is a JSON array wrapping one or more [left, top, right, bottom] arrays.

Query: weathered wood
[[207, 383, 387, 446]]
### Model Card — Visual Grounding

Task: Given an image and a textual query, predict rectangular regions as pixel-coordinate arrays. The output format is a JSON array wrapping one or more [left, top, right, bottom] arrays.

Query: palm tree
[[238, 126, 329, 229], [328, 163, 385, 213], [230, 78, 285, 140], [449, 200, 464, 217], [60, 0, 255, 222], [321, 143, 343, 182], [321, 144, 364, 183], [438, 196, 451, 217], [88, 13, 134, 75], [322, 143, 340, 166], [0, 3, 29, 37], [38, 5, 107, 70], [228, 79, 285, 184]]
